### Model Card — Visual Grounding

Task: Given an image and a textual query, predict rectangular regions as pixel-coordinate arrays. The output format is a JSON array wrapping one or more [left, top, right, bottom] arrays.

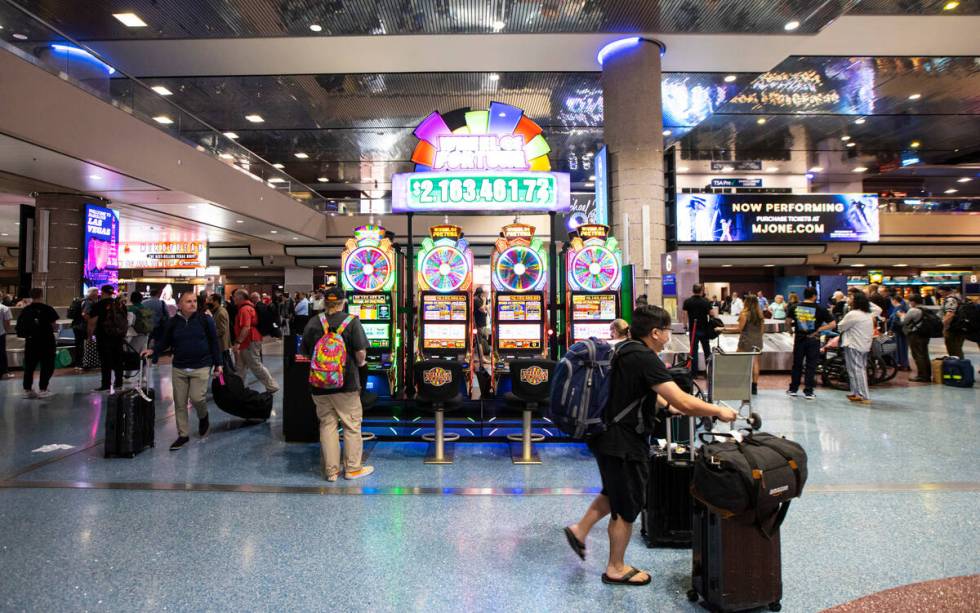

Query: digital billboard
[[676, 194, 879, 243], [83, 204, 119, 290]]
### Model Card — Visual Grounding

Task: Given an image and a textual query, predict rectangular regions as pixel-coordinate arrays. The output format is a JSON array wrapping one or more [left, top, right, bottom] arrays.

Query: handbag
[[82, 338, 101, 369]]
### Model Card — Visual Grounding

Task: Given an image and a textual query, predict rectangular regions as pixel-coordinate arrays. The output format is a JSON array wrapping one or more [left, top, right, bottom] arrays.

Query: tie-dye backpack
[[309, 314, 354, 390]]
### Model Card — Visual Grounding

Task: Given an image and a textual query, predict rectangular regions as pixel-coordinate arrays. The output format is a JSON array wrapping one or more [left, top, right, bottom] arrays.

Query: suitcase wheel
[[686, 589, 698, 603], [769, 603, 782, 612]]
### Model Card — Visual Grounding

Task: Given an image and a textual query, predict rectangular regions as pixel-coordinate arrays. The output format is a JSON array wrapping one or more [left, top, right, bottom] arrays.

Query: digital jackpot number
[[410, 176, 554, 206]]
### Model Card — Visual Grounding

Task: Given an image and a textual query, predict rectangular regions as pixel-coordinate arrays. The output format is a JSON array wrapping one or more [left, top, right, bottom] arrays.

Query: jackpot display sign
[[392, 101, 570, 213], [677, 194, 880, 243], [83, 204, 119, 290]]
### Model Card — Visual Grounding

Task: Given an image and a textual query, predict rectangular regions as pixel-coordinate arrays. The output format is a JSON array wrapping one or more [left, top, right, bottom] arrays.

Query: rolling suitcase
[[104, 361, 155, 458], [689, 501, 783, 612], [642, 416, 695, 548], [941, 357, 975, 388], [212, 371, 273, 420]]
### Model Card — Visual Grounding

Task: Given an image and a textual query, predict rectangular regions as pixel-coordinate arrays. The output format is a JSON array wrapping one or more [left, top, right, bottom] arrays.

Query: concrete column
[[32, 193, 97, 306], [602, 38, 666, 305], [284, 266, 313, 295]]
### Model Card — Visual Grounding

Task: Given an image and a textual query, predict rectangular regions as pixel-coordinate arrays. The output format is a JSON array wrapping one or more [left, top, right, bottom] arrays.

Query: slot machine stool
[[415, 361, 465, 464], [504, 359, 556, 465]]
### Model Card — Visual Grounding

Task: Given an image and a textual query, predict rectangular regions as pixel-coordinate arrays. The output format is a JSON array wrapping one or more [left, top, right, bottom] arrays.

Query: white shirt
[[730, 297, 744, 316], [0, 303, 10, 336], [838, 310, 875, 353]]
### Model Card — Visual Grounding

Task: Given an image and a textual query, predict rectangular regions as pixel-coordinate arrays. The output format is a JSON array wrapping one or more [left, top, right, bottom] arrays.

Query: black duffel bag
[[212, 371, 273, 421], [691, 432, 807, 538]]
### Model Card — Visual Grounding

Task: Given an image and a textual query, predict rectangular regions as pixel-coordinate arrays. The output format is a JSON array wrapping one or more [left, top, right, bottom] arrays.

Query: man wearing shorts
[[563, 305, 737, 586]]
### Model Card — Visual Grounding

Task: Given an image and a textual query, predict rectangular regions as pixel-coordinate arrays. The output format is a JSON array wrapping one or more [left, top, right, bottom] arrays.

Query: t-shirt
[[18, 302, 59, 345], [234, 302, 263, 350], [299, 312, 369, 395], [294, 298, 309, 316], [838, 310, 875, 353], [474, 296, 488, 328], [589, 341, 673, 462], [682, 295, 713, 335], [786, 301, 833, 339], [0, 303, 10, 336], [91, 297, 119, 337]]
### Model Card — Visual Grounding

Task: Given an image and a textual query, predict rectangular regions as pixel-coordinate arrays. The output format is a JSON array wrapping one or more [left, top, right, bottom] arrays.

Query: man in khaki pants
[[232, 289, 280, 393], [299, 286, 373, 481], [144, 292, 223, 450]]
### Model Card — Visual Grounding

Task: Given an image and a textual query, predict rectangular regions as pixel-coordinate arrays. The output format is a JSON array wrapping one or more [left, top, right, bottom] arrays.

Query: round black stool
[[415, 360, 465, 464], [505, 359, 556, 465]]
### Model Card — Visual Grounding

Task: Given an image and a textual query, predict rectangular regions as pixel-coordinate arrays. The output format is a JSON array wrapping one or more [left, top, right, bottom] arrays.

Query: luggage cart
[[707, 346, 761, 418]]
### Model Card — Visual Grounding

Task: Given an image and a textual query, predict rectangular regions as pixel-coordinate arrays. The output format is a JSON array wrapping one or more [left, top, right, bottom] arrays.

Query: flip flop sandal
[[563, 527, 586, 561], [601, 567, 651, 586]]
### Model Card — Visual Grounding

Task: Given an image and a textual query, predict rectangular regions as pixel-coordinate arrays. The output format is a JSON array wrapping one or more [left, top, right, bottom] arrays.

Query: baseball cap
[[323, 286, 346, 302]]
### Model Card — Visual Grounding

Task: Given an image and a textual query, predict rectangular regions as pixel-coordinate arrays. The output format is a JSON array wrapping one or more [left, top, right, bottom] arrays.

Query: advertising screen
[[676, 194, 879, 243], [496, 294, 543, 321], [348, 294, 391, 321], [83, 204, 119, 291], [361, 323, 391, 349], [422, 293, 468, 321], [497, 323, 543, 350], [571, 293, 617, 321], [422, 323, 467, 350], [573, 322, 613, 342], [118, 241, 206, 269]]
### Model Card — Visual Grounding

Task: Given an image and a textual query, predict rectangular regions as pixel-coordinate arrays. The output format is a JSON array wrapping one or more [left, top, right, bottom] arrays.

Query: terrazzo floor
[[1, 340, 978, 612]]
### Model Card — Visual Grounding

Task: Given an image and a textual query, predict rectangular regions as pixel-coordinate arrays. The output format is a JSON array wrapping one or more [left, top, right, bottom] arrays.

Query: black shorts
[[593, 452, 648, 523]]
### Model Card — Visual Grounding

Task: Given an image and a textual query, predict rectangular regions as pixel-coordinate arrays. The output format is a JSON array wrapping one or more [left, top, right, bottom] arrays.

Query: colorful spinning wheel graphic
[[570, 245, 620, 292], [344, 246, 392, 293], [420, 246, 469, 292], [494, 246, 545, 292]]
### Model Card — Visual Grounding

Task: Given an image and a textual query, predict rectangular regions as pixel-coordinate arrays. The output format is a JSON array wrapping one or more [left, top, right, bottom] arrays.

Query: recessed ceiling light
[[721, 264, 733, 267], [784, 20, 800, 31], [268, 177, 285, 183], [239, 266, 249, 269], [292, 237, 299, 240], [894, 264, 908, 267], [853, 166, 868, 173], [218, 153, 234, 160], [1, 233, 8, 237], [488, 73, 500, 81], [846, 142, 856, 148], [854, 118, 866, 124], [270, 230, 278, 234], [944, 1, 960, 11], [944, 188, 958, 194], [153, 115, 173, 125], [491, 20, 505, 32], [151, 85, 173, 96], [89, 174, 102, 180], [317, 177, 329, 182], [235, 220, 245, 224], [763, 264, 775, 268], [309, 24, 322, 32], [957, 177, 972, 183], [294, 152, 308, 159], [766, 167, 779, 172], [724, 75, 737, 83], [244, 114, 264, 123], [908, 93, 921, 100], [910, 141, 921, 149], [850, 263, 865, 268], [662, 129, 672, 136], [678, 166, 689, 172], [113, 12, 148, 27], [840, 135, 851, 141], [809, 166, 823, 172], [756, 117, 767, 125], [272, 163, 284, 169], [223, 131, 239, 140]]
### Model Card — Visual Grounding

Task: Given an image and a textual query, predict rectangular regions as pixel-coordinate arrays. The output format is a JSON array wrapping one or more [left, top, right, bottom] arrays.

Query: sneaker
[[345, 466, 375, 480], [22, 389, 37, 399], [169, 436, 190, 451], [198, 415, 210, 437], [35, 390, 54, 399], [786, 390, 800, 397], [326, 475, 338, 483], [804, 392, 816, 400]]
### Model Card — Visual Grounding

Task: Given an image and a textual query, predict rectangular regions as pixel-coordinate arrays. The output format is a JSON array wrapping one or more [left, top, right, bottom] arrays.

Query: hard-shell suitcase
[[941, 357, 975, 388], [212, 371, 273, 420], [688, 500, 783, 612], [104, 361, 155, 458], [642, 416, 695, 548]]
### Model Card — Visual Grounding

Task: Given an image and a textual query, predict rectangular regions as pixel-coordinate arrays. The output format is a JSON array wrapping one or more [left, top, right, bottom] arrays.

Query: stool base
[[423, 442, 456, 464], [509, 441, 542, 464]]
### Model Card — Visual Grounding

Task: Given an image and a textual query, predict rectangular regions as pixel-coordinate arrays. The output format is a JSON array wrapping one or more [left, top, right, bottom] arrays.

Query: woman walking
[[838, 291, 875, 404], [734, 294, 765, 395]]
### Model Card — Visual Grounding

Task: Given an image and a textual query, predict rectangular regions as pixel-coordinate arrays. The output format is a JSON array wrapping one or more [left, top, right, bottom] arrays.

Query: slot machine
[[491, 223, 549, 375], [340, 225, 399, 397], [416, 224, 474, 368], [565, 224, 622, 345]]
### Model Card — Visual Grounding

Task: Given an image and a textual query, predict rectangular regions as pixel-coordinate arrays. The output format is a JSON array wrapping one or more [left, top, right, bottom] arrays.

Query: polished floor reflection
[[1, 341, 978, 612]]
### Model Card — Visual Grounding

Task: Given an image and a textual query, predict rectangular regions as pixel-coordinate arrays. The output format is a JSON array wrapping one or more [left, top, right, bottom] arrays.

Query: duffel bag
[[691, 432, 808, 537]]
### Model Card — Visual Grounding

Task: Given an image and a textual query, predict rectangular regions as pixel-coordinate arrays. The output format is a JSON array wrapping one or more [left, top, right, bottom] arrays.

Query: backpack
[[16, 307, 42, 339], [950, 301, 980, 343], [905, 308, 943, 339], [100, 300, 129, 337], [256, 302, 281, 337], [131, 306, 154, 334], [67, 298, 84, 323], [309, 314, 354, 390], [706, 316, 725, 340], [548, 339, 642, 439]]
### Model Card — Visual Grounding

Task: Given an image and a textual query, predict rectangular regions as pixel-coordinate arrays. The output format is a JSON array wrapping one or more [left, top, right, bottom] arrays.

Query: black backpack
[[255, 302, 281, 338], [16, 307, 42, 339], [67, 298, 84, 323], [912, 308, 944, 339], [100, 300, 130, 337], [950, 301, 980, 343]]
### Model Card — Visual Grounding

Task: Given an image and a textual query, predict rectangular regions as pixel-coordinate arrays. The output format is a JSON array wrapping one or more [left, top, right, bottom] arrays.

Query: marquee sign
[[118, 241, 207, 270], [392, 102, 570, 213]]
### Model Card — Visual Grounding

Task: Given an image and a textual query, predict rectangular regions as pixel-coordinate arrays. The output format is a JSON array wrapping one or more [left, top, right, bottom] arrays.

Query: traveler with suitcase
[[143, 291, 223, 451], [561, 305, 736, 586], [87, 285, 129, 394], [232, 290, 280, 394], [938, 286, 965, 358], [900, 294, 939, 382]]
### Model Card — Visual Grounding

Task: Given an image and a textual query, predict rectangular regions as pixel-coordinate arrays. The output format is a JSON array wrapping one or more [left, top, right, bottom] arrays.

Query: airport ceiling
[[17, 0, 980, 39]]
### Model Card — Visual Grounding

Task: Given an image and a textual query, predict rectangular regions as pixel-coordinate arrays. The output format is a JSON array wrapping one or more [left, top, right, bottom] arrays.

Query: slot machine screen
[[572, 322, 612, 342], [347, 294, 391, 321], [361, 323, 391, 349], [422, 323, 468, 350], [496, 294, 543, 321], [422, 293, 468, 321], [497, 323, 543, 350], [571, 293, 617, 321]]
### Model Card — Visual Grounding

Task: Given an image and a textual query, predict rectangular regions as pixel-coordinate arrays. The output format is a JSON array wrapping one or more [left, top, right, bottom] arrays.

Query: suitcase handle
[[134, 357, 153, 402], [666, 414, 696, 462]]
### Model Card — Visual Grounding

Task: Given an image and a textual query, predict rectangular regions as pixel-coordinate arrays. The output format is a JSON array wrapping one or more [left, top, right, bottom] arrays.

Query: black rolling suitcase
[[688, 502, 782, 612], [104, 361, 155, 458], [212, 371, 273, 421], [642, 415, 695, 548]]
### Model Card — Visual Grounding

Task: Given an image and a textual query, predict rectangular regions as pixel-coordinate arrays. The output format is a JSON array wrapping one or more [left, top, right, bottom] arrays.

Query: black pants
[[97, 335, 124, 388], [0, 333, 7, 377], [23, 340, 55, 391], [71, 325, 87, 367], [293, 315, 310, 336], [689, 331, 711, 380], [908, 333, 931, 381], [789, 336, 821, 394]]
